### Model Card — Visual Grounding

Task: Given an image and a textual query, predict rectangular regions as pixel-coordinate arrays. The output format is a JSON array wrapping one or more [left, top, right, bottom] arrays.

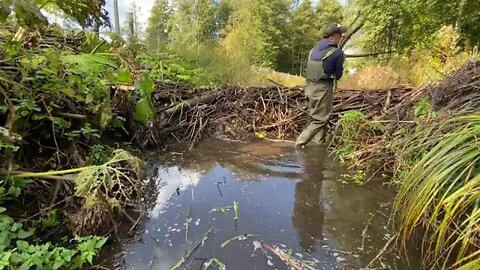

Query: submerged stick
[[170, 227, 214, 270], [365, 233, 398, 268], [360, 214, 375, 252], [263, 244, 304, 270]]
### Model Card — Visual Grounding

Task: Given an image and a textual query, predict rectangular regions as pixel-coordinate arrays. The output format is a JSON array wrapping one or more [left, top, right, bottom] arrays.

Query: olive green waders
[[296, 48, 335, 146]]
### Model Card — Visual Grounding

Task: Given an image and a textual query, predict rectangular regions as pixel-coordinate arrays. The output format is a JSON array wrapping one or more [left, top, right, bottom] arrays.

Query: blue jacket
[[310, 39, 345, 80]]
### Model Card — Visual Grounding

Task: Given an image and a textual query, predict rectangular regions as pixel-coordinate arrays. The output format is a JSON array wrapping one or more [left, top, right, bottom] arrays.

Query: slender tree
[[169, 0, 217, 46], [287, 0, 319, 74], [145, 0, 170, 50], [351, 0, 480, 52], [221, 0, 290, 68]]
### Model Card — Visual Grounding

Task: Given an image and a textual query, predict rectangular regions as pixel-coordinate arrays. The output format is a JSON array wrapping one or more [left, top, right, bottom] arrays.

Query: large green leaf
[[134, 98, 153, 123], [61, 54, 118, 75], [132, 72, 155, 123], [114, 68, 133, 84], [139, 72, 155, 96]]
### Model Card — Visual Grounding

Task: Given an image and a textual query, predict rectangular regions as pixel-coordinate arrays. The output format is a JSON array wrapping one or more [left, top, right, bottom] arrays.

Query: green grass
[[394, 114, 480, 269]]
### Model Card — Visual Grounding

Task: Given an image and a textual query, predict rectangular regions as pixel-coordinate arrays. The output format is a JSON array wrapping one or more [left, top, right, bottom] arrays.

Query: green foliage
[[333, 110, 366, 164], [0, 177, 28, 204], [145, 0, 170, 50], [414, 97, 437, 120], [86, 144, 113, 165], [332, 110, 385, 170], [40, 210, 58, 230], [353, 0, 480, 53], [139, 48, 262, 86], [0, 140, 18, 152], [233, 200, 239, 220], [315, 0, 344, 26], [71, 235, 108, 268], [133, 72, 155, 123], [122, 2, 144, 44], [64, 123, 101, 142], [139, 52, 211, 85], [169, 0, 218, 46], [141, 0, 349, 76], [222, 0, 290, 68], [337, 110, 366, 139], [0, 207, 107, 270], [394, 114, 480, 269], [0, 39, 137, 159], [287, 0, 318, 74], [341, 170, 366, 185], [0, 0, 110, 29]]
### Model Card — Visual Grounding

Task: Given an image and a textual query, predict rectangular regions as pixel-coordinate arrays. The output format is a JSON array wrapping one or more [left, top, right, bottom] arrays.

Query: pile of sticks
[[133, 61, 479, 148], [133, 83, 415, 147], [429, 60, 480, 113]]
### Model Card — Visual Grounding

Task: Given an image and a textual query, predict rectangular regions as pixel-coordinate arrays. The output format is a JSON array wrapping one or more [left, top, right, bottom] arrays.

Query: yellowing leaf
[[85, 93, 94, 104], [255, 130, 267, 139]]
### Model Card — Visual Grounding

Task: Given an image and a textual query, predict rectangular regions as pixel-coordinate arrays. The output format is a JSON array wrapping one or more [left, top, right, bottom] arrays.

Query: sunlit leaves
[[352, 0, 480, 52], [1, 0, 110, 29]]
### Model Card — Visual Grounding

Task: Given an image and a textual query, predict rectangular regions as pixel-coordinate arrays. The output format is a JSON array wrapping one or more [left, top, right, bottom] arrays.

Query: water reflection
[[292, 147, 326, 251], [150, 167, 201, 218]]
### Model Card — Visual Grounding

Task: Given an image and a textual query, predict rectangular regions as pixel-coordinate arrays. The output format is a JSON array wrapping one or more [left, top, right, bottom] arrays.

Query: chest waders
[[296, 48, 336, 146]]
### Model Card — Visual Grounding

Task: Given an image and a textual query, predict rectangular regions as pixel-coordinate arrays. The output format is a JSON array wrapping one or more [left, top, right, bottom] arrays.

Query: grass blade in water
[[203, 258, 226, 270], [221, 234, 259, 248], [233, 201, 239, 220], [170, 227, 214, 270]]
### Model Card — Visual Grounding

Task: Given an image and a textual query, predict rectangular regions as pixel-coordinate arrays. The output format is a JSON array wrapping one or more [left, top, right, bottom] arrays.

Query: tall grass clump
[[394, 114, 480, 269]]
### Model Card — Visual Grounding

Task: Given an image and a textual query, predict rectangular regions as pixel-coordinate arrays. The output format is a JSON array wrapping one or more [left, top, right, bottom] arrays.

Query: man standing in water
[[296, 23, 347, 146]]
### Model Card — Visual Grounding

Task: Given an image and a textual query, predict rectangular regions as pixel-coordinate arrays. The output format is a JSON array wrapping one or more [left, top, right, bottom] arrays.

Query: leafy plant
[[86, 144, 113, 165], [414, 97, 437, 120], [64, 123, 101, 142], [40, 210, 58, 230], [0, 140, 19, 152], [332, 110, 366, 163], [394, 114, 480, 269], [0, 206, 107, 270], [75, 149, 142, 209], [133, 72, 155, 123], [0, 177, 28, 204], [341, 170, 366, 186]]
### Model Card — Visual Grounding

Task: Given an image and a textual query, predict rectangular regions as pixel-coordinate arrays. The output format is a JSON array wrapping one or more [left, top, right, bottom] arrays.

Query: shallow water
[[110, 139, 420, 270]]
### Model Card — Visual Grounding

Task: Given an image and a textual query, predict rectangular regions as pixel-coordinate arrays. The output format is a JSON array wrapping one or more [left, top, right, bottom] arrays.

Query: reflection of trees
[[322, 180, 393, 251], [165, 139, 301, 181], [292, 147, 326, 252]]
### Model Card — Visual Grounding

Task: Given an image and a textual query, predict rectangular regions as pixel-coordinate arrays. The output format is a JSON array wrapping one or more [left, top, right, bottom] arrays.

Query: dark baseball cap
[[323, 23, 347, 38]]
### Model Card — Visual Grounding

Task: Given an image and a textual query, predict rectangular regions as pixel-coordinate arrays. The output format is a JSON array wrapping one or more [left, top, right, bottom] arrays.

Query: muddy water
[[114, 139, 419, 270]]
